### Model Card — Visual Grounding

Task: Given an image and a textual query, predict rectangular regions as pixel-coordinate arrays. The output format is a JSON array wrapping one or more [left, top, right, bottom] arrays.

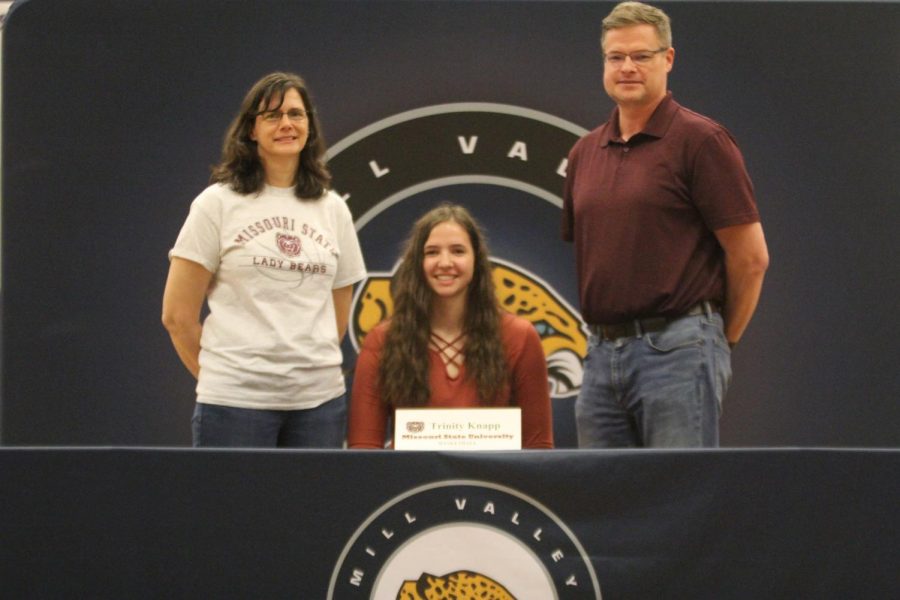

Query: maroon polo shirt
[[562, 93, 760, 324]]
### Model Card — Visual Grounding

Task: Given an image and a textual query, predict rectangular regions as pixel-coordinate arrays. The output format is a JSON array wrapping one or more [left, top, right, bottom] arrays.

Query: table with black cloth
[[1, 448, 897, 599]]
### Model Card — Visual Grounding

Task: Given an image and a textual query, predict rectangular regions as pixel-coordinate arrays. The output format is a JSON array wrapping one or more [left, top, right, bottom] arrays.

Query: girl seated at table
[[347, 203, 553, 448]]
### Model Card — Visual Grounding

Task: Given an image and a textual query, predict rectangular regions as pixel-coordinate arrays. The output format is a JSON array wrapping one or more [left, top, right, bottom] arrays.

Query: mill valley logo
[[327, 102, 587, 231], [328, 103, 591, 399], [327, 480, 602, 599]]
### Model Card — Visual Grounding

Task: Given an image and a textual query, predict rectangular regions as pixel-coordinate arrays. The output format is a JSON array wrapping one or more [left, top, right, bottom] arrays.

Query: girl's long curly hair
[[210, 72, 330, 199], [378, 204, 507, 408]]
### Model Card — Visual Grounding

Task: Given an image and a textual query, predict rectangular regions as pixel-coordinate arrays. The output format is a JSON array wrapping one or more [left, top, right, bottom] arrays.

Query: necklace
[[429, 331, 466, 380]]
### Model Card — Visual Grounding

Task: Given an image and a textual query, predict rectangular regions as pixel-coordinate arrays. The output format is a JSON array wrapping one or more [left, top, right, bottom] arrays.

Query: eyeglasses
[[603, 48, 668, 67], [257, 108, 310, 123]]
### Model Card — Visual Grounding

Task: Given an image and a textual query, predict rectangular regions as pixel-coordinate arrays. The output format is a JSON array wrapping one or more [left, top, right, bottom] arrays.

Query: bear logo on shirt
[[276, 232, 302, 257]]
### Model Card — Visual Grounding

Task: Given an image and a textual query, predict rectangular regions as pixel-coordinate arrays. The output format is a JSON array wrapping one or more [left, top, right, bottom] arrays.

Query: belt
[[588, 301, 718, 341]]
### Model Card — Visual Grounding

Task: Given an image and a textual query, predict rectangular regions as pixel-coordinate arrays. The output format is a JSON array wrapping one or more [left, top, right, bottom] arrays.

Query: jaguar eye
[[531, 319, 558, 337]]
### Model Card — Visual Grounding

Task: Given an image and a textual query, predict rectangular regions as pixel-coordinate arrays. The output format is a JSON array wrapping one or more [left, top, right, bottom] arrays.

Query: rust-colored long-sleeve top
[[348, 312, 554, 449]]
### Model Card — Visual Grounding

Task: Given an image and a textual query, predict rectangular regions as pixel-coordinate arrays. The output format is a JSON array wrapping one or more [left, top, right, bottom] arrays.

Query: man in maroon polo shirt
[[562, 1, 769, 447]]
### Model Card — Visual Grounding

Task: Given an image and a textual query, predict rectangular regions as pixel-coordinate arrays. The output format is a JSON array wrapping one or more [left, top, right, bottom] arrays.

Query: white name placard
[[394, 407, 522, 451]]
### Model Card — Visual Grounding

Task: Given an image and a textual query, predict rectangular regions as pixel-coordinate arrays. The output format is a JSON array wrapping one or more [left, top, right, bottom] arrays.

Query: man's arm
[[714, 222, 769, 346]]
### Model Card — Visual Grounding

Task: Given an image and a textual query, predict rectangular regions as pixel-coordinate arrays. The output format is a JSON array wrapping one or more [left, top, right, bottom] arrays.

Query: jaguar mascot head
[[351, 259, 587, 398], [397, 570, 516, 600]]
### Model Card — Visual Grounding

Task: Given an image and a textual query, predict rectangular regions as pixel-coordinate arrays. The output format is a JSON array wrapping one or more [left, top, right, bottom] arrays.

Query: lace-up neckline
[[429, 331, 466, 380]]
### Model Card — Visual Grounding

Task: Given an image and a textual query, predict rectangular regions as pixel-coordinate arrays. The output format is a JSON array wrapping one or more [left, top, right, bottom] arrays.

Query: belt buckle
[[596, 322, 634, 340], [607, 323, 626, 339]]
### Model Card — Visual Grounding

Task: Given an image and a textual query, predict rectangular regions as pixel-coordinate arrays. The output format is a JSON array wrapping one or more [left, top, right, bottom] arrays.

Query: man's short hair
[[601, 1, 672, 50]]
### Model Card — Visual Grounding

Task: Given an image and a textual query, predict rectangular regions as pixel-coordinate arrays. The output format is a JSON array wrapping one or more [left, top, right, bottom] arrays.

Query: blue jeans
[[575, 311, 731, 448], [192, 394, 347, 448]]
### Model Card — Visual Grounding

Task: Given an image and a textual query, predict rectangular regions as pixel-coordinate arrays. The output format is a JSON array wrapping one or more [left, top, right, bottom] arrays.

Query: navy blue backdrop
[[2, 0, 899, 446]]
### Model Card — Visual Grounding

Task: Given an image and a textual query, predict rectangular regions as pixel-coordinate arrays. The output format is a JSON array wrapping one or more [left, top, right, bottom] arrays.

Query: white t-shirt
[[169, 183, 366, 410]]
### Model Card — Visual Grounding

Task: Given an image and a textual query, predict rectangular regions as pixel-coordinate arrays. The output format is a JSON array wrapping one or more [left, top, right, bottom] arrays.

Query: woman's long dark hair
[[378, 204, 507, 408], [210, 72, 330, 199]]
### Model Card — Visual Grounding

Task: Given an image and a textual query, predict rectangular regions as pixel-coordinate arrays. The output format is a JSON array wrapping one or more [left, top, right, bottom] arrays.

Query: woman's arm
[[332, 284, 354, 342], [161, 257, 213, 379], [347, 326, 390, 448], [509, 319, 554, 449]]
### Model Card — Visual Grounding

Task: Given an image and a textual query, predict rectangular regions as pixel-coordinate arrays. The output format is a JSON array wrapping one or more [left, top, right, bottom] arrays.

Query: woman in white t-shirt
[[162, 72, 366, 447]]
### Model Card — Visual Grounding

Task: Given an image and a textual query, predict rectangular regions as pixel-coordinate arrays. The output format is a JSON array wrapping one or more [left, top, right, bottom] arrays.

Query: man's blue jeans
[[192, 394, 347, 448], [575, 311, 731, 448]]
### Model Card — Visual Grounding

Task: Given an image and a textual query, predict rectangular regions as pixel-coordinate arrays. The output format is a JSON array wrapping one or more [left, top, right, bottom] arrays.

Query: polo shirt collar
[[601, 91, 678, 146]]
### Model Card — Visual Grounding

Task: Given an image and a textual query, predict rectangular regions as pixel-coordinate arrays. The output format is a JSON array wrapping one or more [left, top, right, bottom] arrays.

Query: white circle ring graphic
[[326, 102, 588, 233], [327, 479, 602, 599]]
